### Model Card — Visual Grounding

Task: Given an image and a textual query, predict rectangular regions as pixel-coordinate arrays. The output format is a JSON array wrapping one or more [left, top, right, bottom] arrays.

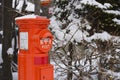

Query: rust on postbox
[[15, 15, 54, 80]]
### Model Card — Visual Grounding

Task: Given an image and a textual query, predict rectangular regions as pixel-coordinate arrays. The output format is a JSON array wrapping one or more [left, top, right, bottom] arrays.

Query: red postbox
[[40, 0, 51, 6], [15, 15, 54, 80]]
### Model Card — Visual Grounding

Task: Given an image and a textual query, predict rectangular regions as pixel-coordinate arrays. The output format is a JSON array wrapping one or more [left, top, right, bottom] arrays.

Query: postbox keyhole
[[43, 76, 45, 80]]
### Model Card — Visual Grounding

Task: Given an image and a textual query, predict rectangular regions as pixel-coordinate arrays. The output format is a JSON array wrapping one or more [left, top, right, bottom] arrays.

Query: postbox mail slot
[[34, 57, 48, 65]]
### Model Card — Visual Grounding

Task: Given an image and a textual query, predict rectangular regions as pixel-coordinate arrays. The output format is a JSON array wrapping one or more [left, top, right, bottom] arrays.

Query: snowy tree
[[82, 0, 120, 35], [81, 0, 120, 79], [50, 0, 120, 80]]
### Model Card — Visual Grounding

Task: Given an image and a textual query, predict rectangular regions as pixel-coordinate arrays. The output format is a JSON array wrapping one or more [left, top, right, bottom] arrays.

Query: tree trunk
[[41, 6, 48, 17], [67, 42, 73, 80], [34, 0, 41, 15], [0, 0, 2, 30], [1, 0, 13, 80], [0, 0, 2, 43]]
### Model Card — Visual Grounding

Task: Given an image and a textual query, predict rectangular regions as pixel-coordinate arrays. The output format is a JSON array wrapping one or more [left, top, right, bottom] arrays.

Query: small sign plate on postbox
[[40, 37, 52, 49], [20, 32, 28, 50]]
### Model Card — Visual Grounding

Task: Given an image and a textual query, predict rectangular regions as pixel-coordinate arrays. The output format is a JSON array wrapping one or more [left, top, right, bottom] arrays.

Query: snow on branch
[[16, 0, 25, 12], [7, 48, 14, 55], [88, 31, 112, 42], [104, 10, 120, 15], [0, 31, 3, 35], [80, 0, 112, 9], [113, 18, 120, 25]]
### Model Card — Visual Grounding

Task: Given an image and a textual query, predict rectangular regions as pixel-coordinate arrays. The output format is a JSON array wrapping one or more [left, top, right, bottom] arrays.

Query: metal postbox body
[[15, 15, 54, 80]]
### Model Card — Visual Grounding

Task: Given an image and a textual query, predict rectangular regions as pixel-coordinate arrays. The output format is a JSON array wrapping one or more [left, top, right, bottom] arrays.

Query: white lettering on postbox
[[40, 38, 51, 49]]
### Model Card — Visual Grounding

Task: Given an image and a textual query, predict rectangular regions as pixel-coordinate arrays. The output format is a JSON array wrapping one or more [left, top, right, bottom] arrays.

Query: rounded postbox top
[[15, 14, 50, 29]]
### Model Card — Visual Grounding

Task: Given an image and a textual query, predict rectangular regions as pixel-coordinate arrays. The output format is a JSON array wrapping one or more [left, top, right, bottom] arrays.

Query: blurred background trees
[[49, 0, 120, 80]]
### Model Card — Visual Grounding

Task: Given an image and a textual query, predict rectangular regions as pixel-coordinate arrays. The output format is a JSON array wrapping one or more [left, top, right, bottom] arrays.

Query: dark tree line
[[1, 0, 13, 80]]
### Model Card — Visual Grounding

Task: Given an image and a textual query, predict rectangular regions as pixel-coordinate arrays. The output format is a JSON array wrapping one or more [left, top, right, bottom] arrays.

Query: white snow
[[54, 7, 62, 13], [75, 4, 83, 9], [104, 3, 112, 8], [65, 24, 87, 42], [81, 0, 107, 9], [113, 18, 120, 25], [0, 31, 3, 35], [115, 49, 120, 52], [49, 16, 61, 30], [12, 0, 19, 8], [112, 36, 120, 43], [15, 0, 42, 13], [53, 30, 65, 41], [25, 2, 35, 12], [104, 10, 120, 15], [15, 14, 37, 20], [0, 44, 3, 63], [50, 15, 112, 43], [7, 48, 14, 55], [107, 70, 120, 79], [16, 0, 25, 12], [89, 31, 112, 41], [13, 72, 18, 80]]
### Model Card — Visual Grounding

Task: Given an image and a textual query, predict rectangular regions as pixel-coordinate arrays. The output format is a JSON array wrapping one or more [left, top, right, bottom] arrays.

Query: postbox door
[[39, 65, 54, 80]]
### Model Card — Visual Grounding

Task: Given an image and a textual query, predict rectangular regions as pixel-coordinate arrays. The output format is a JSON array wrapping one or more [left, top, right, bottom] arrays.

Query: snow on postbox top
[[15, 14, 50, 29]]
